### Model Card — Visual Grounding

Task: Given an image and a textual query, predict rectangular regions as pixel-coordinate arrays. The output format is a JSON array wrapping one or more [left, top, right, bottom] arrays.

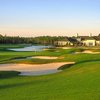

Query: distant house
[[94, 36, 100, 46], [75, 34, 100, 46], [54, 37, 74, 46], [82, 37, 96, 46], [55, 34, 100, 47]]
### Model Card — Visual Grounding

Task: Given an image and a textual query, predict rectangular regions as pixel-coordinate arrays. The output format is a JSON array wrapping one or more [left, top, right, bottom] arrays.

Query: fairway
[[0, 45, 100, 100], [0, 61, 100, 100]]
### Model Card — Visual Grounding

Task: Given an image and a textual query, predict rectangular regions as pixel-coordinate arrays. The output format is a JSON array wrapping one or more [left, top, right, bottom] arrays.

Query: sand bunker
[[57, 47, 72, 49], [62, 47, 72, 49], [32, 56, 58, 59], [0, 62, 75, 76], [75, 50, 100, 54]]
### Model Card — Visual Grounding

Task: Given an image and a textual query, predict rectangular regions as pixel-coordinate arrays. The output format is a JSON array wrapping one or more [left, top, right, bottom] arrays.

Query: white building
[[54, 38, 75, 46], [75, 34, 100, 46], [82, 38, 96, 46]]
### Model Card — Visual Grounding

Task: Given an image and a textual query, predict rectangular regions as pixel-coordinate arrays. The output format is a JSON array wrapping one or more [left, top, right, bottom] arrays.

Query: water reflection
[[9, 45, 52, 51]]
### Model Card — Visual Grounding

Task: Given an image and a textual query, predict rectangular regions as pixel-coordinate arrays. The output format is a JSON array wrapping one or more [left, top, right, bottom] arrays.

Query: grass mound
[[0, 71, 20, 78], [58, 64, 74, 70]]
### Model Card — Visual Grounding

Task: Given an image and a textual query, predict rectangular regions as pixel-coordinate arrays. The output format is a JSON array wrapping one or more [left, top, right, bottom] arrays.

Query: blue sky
[[0, 0, 100, 37]]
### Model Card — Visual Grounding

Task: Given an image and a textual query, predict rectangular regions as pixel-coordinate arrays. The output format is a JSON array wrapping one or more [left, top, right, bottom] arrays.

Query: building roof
[[83, 37, 95, 40], [56, 37, 79, 43], [68, 37, 78, 43], [93, 36, 100, 41], [76, 36, 96, 41], [55, 35, 100, 43]]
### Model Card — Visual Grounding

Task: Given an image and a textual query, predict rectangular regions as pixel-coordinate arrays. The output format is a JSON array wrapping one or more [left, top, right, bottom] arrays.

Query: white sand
[[83, 50, 100, 54], [62, 47, 72, 49], [56, 47, 72, 49], [0, 62, 75, 76], [75, 50, 100, 54], [31, 56, 58, 59]]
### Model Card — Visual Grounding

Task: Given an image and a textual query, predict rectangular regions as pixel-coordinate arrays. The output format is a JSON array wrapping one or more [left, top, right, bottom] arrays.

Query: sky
[[0, 0, 100, 37]]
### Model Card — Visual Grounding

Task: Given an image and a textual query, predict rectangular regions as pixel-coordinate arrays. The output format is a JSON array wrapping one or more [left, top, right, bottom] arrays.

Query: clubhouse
[[54, 34, 100, 46]]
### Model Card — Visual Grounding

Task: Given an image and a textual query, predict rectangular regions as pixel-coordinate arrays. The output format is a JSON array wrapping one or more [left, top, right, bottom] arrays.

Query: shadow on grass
[[75, 59, 100, 65], [0, 71, 20, 78], [0, 78, 49, 90], [58, 64, 74, 70], [58, 59, 100, 70]]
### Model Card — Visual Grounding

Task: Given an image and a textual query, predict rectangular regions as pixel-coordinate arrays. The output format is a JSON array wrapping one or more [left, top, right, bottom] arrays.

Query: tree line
[[0, 34, 68, 45]]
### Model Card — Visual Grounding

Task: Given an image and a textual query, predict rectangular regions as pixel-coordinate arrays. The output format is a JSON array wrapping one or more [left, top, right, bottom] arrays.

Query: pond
[[8, 45, 53, 51]]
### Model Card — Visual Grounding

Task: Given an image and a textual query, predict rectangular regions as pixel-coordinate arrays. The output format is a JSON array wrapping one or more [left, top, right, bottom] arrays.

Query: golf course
[[0, 44, 100, 100]]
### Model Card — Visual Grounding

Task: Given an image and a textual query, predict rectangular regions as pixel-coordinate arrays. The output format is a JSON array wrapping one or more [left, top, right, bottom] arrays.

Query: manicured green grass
[[0, 61, 100, 100], [0, 47, 100, 64], [0, 45, 100, 100], [0, 47, 75, 64], [0, 44, 27, 51], [0, 44, 27, 48]]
